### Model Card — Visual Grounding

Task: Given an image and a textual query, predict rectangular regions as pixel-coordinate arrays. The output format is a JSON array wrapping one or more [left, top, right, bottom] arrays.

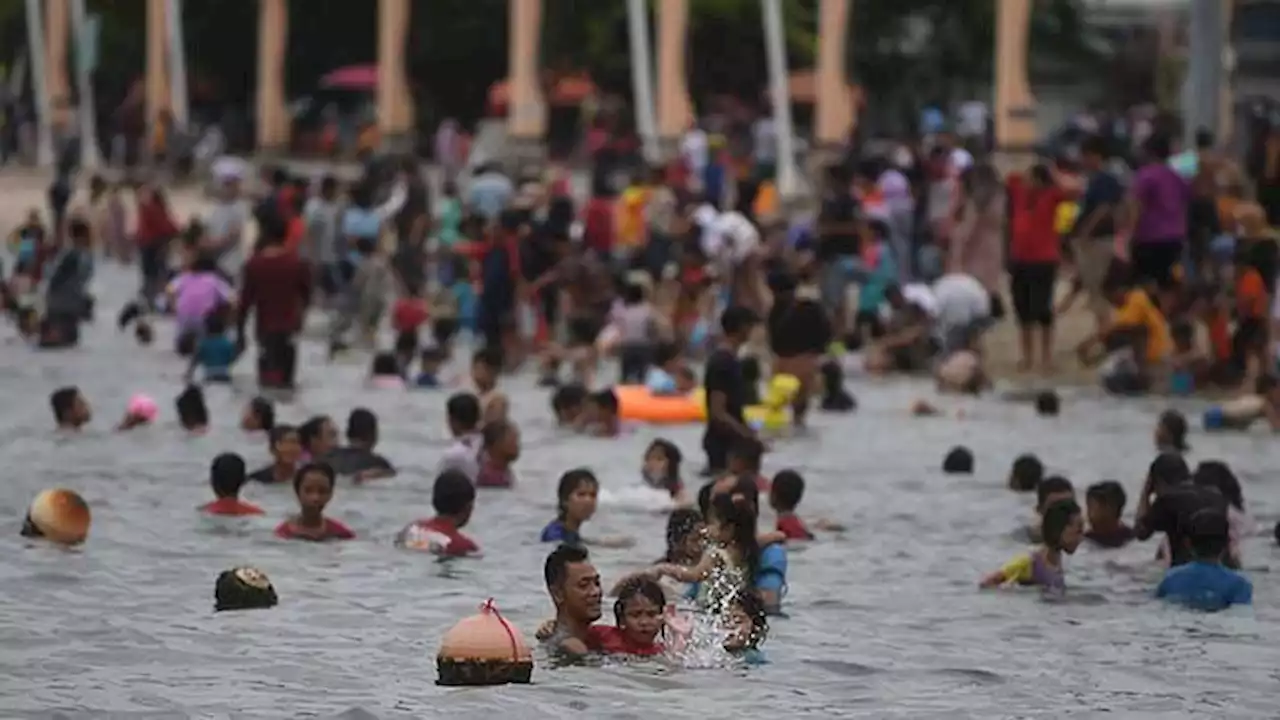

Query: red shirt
[[755, 475, 771, 493], [392, 298, 429, 334], [401, 516, 479, 557], [240, 250, 312, 338], [1007, 176, 1065, 264], [136, 199, 179, 248], [587, 625, 664, 656], [275, 517, 355, 541], [583, 197, 615, 255], [776, 513, 814, 541], [201, 497, 265, 516]]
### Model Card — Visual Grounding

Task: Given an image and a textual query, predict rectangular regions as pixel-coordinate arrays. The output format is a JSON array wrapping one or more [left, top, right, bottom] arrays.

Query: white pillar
[[165, 0, 189, 130], [626, 0, 659, 166], [761, 0, 798, 200], [68, 0, 101, 170], [23, 0, 54, 167]]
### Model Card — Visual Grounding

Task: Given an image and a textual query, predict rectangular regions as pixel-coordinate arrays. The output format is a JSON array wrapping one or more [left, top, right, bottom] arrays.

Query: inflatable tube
[[616, 386, 707, 424]]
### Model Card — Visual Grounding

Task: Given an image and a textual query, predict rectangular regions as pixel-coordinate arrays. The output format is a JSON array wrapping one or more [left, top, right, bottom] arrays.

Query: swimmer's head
[[543, 544, 602, 623], [50, 385, 91, 429], [299, 415, 338, 458], [1035, 475, 1075, 514], [942, 446, 974, 475], [268, 425, 302, 466], [1040, 498, 1083, 554], [769, 469, 805, 513], [432, 469, 476, 526], [1009, 454, 1044, 493], [447, 392, 483, 435], [1155, 410, 1189, 452], [346, 408, 380, 449], [471, 347, 503, 392], [1035, 391, 1060, 417], [723, 589, 769, 652], [1085, 480, 1126, 531], [1193, 460, 1244, 511], [370, 351, 401, 378], [642, 439, 683, 495], [241, 396, 275, 432], [1147, 452, 1191, 495], [556, 468, 599, 524], [292, 462, 336, 516], [586, 388, 620, 423], [1186, 508, 1230, 562], [612, 577, 666, 648], [665, 508, 704, 564], [134, 320, 154, 346], [654, 342, 681, 371], [175, 385, 209, 431], [210, 453, 248, 499], [214, 566, 278, 612], [482, 419, 521, 463], [727, 437, 765, 476]]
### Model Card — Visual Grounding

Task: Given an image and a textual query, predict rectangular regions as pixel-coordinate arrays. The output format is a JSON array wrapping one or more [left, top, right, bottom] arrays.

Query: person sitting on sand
[[1076, 264, 1172, 395], [275, 463, 355, 542]]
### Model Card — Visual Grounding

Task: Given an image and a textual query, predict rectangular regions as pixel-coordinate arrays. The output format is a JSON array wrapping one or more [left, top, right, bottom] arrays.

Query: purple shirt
[[171, 272, 233, 325], [1132, 163, 1190, 243]]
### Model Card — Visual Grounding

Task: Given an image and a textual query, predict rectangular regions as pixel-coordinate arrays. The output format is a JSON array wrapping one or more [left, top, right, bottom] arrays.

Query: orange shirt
[[1237, 268, 1268, 319], [201, 497, 265, 516], [1207, 310, 1232, 361]]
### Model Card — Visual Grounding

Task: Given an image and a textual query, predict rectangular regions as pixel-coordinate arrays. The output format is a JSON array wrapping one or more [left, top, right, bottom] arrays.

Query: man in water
[[541, 544, 602, 656], [702, 306, 760, 476]]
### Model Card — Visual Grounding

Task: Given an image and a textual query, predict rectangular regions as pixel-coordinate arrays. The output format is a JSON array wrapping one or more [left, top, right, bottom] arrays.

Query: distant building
[[1234, 0, 1280, 97]]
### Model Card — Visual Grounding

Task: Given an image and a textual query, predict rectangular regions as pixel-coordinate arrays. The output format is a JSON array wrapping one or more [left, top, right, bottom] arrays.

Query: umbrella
[[321, 64, 378, 91]]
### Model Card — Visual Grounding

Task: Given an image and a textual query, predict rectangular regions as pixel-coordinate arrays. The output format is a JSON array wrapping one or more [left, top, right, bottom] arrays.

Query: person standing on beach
[[1123, 133, 1190, 292], [238, 214, 312, 389], [204, 176, 249, 278]]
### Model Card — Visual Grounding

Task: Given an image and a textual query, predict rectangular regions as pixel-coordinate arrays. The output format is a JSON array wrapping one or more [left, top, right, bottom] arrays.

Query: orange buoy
[[21, 489, 90, 545], [437, 599, 533, 686]]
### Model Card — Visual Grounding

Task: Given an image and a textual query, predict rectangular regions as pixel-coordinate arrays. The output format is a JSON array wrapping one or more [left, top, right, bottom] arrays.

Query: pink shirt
[[172, 272, 233, 325]]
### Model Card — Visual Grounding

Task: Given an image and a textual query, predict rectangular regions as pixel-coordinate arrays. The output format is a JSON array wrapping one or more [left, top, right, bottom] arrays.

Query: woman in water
[[249, 425, 302, 484], [653, 493, 759, 616], [1193, 460, 1251, 567], [298, 415, 339, 462], [642, 439, 689, 505], [541, 469, 599, 545], [275, 463, 355, 541], [981, 498, 1083, 591]]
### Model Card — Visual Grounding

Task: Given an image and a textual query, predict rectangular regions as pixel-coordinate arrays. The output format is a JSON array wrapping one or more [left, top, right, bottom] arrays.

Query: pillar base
[[506, 135, 547, 180], [380, 131, 416, 157]]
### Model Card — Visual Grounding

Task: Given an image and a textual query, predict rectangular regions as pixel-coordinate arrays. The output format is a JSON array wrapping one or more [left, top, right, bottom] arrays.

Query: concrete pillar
[[507, 0, 546, 173], [1185, 0, 1228, 148], [813, 0, 853, 166], [377, 0, 414, 153], [146, 0, 169, 156], [256, 0, 289, 153], [45, 0, 71, 132], [655, 0, 692, 160], [993, 0, 1036, 169]]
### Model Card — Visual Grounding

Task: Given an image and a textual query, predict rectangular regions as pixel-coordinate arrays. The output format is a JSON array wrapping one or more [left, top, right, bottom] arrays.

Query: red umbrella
[[321, 64, 378, 91]]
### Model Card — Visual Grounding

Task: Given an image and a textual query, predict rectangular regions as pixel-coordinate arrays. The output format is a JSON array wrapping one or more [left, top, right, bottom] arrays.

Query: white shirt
[[948, 148, 974, 175], [701, 209, 760, 267], [438, 432, 482, 482], [957, 101, 988, 138], [681, 129, 709, 174], [753, 118, 777, 163], [900, 283, 939, 318], [932, 273, 990, 331]]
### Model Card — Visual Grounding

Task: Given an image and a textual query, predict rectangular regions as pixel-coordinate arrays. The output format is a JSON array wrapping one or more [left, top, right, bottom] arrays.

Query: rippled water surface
[[4, 264, 1280, 719]]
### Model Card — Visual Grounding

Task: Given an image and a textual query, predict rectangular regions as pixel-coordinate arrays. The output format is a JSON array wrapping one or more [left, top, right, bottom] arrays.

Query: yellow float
[[617, 374, 801, 431]]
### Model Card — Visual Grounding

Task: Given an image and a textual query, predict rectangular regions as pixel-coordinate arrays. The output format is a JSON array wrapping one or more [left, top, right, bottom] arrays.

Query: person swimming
[[241, 396, 275, 432], [1154, 409, 1189, 453], [590, 577, 667, 656], [1008, 453, 1045, 493], [275, 463, 355, 541], [1027, 475, 1075, 542], [201, 453, 264, 516], [770, 470, 814, 541], [249, 425, 302, 484], [1202, 375, 1280, 431], [981, 498, 1083, 591], [50, 385, 92, 430], [1192, 460, 1250, 568], [942, 446, 975, 475], [541, 468, 599, 545], [552, 383, 589, 428], [1084, 480, 1133, 548], [642, 439, 687, 503], [582, 389, 622, 437], [653, 492, 759, 616], [369, 351, 406, 389], [175, 385, 209, 433], [396, 469, 480, 556], [475, 419, 520, 488], [298, 415, 339, 461]]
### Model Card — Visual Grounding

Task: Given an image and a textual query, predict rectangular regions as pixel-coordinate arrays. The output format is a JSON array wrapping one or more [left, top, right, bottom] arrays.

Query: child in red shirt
[[589, 577, 666, 656], [770, 469, 845, 541], [200, 453, 264, 516], [275, 463, 355, 541], [396, 469, 480, 557]]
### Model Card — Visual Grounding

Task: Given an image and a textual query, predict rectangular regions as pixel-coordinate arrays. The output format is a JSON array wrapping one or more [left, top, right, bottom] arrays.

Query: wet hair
[[556, 468, 599, 520], [1086, 480, 1127, 515], [433, 468, 476, 516], [1036, 475, 1075, 511], [482, 419, 514, 449], [942, 446, 974, 474], [728, 437, 765, 472], [1009, 454, 1045, 492], [210, 453, 248, 498], [298, 416, 332, 453], [589, 389, 619, 416], [697, 481, 715, 517], [1041, 498, 1081, 550], [1157, 409, 1189, 452], [267, 424, 299, 454], [1035, 391, 1060, 417], [249, 397, 275, 431], [645, 439, 683, 496], [544, 543, 591, 590], [613, 576, 666, 627], [552, 383, 588, 419], [346, 408, 379, 444], [664, 508, 703, 562], [710, 492, 760, 579], [50, 386, 80, 424], [769, 469, 805, 512], [1193, 460, 1244, 511], [371, 352, 401, 378], [447, 392, 482, 432], [472, 347, 503, 372], [1148, 452, 1191, 490], [729, 589, 770, 648], [175, 385, 209, 429], [720, 305, 759, 338], [292, 461, 336, 494], [1187, 508, 1230, 560]]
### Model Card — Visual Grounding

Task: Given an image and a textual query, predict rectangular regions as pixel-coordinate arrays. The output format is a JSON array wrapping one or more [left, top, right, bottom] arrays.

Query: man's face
[[554, 561, 602, 623]]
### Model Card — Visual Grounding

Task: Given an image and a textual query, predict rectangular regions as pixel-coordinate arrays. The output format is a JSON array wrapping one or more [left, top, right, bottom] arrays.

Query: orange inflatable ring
[[616, 386, 706, 424]]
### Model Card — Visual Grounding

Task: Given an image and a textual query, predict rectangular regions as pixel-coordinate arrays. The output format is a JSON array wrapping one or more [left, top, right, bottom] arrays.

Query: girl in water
[[653, 493, 759, 616], [298, 415, 339, 462], [723, 589, 769, 663], [590, 577, 667, 657], [642, 439, 689, 504], [659, 509, 705, 567], [275, 463, 355, 541], [241, 396, 275, 432], [1193, 460, 1251, 567], [249, 425, 302, 484], [981, 498, 1083, 591], [475, 420, 520, 488], [541, 469, 599, 545]]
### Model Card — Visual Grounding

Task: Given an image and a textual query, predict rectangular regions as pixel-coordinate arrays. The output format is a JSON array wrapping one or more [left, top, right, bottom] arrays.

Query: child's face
[[556, 402, 584, 426], [619, 594, 664, 647], [677, 524, 705, 562], [311, 421, 339, 457], [273, 432, 303, 466], [72, 394, 92, 425], [708, 517, 734, 545], [471, 361, 495, 391], [722, 604, 754, 651], [296, 472, 333, 514], [1085, 497, 1116, 532], [1059, 512, 1085, 554], [1038, 490, 1075, 514], [642, 448, 669, 484], [565, 482, 598, 522]]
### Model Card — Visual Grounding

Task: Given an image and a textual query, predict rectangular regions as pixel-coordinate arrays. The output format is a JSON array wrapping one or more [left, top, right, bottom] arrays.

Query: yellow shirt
[[616, 187, 650, 248], [998, 553, 1036, 585], [1112, 289, 1172, 363]]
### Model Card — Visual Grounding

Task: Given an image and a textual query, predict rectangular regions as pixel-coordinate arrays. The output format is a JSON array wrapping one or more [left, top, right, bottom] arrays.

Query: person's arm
[[236, 265, 256, 345], [374, 181, 408, 221], [979, 554, 1030, 589], [655, 552, 714, 584], [707, 388, 753, 439], [1132, 476, 1158, 541], [184, 346, 201, 383]]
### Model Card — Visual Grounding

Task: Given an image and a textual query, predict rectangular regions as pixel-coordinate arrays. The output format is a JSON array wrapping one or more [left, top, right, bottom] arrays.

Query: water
[[3, 263, 1280, 719]]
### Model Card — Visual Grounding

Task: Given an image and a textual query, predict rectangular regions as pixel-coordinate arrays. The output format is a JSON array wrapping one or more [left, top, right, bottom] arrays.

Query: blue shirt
[[645, 367, 678, 395], [1156, 561, 1252, 612], [196, 335, 237, 379], [342, 207, 382, 241], [540, 520, 582, 546], [685, 542, 788, 610], [414, 372, 440, 388]]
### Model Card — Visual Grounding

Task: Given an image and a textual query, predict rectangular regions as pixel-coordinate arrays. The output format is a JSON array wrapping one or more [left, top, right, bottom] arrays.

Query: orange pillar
[[994, 0, 1036, 161], [145, 0, 169, 155], [46, 0, 71, 132], [256, 0, 290, 153], [655, 0, 692, 159], [377, 0, 414, 152], [814, 0, 853, 152], [507, 0, 546, 170]]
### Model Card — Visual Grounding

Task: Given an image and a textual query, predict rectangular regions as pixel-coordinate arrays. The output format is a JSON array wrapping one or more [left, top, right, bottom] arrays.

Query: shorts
[[568, 314, 605, 348], [1009, 262, 1057, 327], [1073, 237, 1115, 315], [988, 292, 1006, 321], [1130, 241, 1183, 289]]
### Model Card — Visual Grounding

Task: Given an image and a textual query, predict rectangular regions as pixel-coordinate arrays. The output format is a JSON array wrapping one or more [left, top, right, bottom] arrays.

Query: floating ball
[[21, 489, 90, 545], [437, 599, 533, 686], [214, 567, 279, 612]]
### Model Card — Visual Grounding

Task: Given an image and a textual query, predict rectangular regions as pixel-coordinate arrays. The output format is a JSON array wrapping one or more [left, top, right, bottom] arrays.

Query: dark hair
[[729, 437, 765, 471], [1187, 508, 1230, 560], [298, 416, 331, 453], [1036, 475, 1075, 510], [664, 508, 703, 562], [730, 589, 770, 648], [644, 439, 683, 496], [1081, 135, 1109, 159], [942, 446, 974, 474], [210, 453, 247, 498], [770, 469, 805, 512], [446, 392, 482, 431], [472, 347, 503, 371], [292, 461, 336, 494], [433, 469, 476, 516], [652, 342, 680, 368], [1148, 452, 1190, 490], [1041, 498, 1081, 550], [710, 492, 760, 580], [268, 424, 299, 453], [50, 386, 79, 423], [621, 282, 645, 306], [613, 577, 666, 626], [556, 468, 599, 520], [589, 389, 619, 415], [1158, 410, 1189, 452], [552, 383, 588, 417], [1035, 391, 1060, 417], [1144, 133, 1172, 161], [1010, 454, 1045, 492], [346, 408, 379, 444], [371, 352, 401, 378], [249, 397, 275, 431], [697, 481, 715, 517], [176, 385, 209, 428], [1086, 480, 1127, 514], [544, 543, 591, 590], [720, 306, 759, 338], [1195, 127, 1215, 150], [1193, 460, 1244, 510], [320, 175, 338, 196], [482, 419, 513, 449]]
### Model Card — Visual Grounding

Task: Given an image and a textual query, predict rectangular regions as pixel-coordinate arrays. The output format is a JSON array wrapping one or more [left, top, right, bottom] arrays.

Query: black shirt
[[1085, 524, 1135, 549], [1138, 485, 1228, 567], [1074, 170, 1123, 239], [321, 446, 395, 476], [768, 298, 833, 358], [702, 348, 746, 444], [816, 193, 858, 260], [249, 465, 291, 484]]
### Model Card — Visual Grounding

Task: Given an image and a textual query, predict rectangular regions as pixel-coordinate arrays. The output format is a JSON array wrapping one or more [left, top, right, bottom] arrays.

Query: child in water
[[241, 396, 275, 432], [659, 508, 706, 568], [1154, 409, 1189, 454], [1156, 509, 1252, 611], [1084, 480, 1134, 548], [396, 469, 480, 556], [981, 498, 1083, 591], [369, 351, 406, 389], [642, 439, 688, 504], [414, 347, 445, 388], [1193, 460, 1251, 567], [249, 425, 302, 484], [722, 589, 769, 663], [175, 385, 209, 434], [1008, 453, 1045, 492], [116, 393, 158, 431], [186, 312, 238, 383], [645, 342, 695, 396], [770, 470, 814, 541], [475, 419, 520, 488], [726, 437, 769, 492], [542, 468, 599, 545], [552, 383, 589, 428], [653, 492, 759, 615], [590, 577, 667, 656], [582, 389, 623, 437], [1026, 475, 1075, 543], [200, 453, 265, 516], [275, 463, 355, 541]]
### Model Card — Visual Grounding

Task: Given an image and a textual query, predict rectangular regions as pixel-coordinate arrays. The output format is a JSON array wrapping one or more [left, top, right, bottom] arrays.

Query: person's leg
[[1010, 264, 1034, 371], [1036, 263, 1058, 372]]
